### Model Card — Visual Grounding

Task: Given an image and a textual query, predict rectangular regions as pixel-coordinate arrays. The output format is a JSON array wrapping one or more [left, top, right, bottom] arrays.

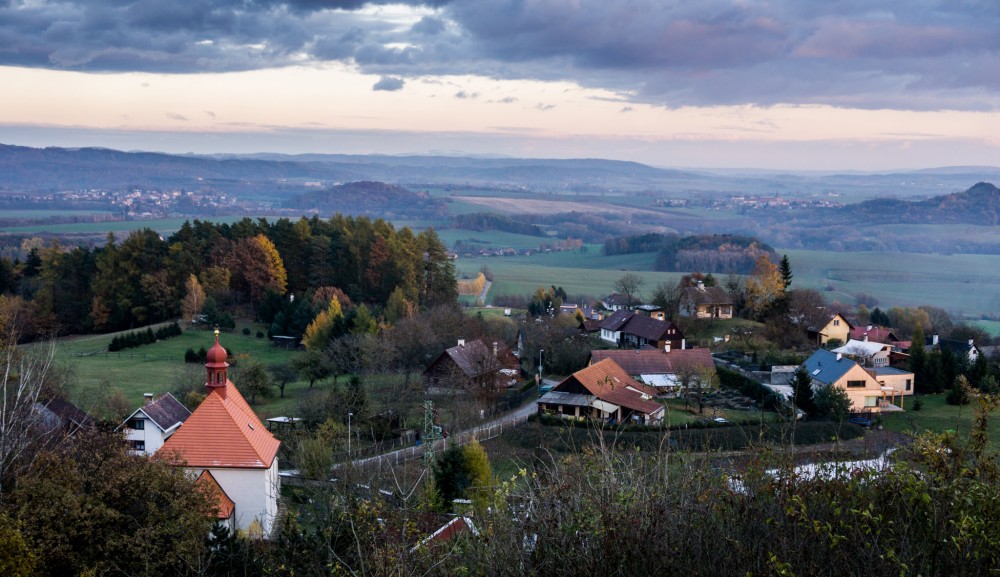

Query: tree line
[[0, 215, 458, 339]]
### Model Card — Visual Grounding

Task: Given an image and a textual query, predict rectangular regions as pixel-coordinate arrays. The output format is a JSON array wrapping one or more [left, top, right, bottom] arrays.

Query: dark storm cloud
[[2, 0, 998, 110]]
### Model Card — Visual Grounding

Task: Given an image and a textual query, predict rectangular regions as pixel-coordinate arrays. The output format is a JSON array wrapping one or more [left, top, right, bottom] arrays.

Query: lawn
[[880, 394, 1000, 448]]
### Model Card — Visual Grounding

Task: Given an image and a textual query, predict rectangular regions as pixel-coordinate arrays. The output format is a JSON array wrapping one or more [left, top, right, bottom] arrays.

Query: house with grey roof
[[121, 392, 191, 455], [803, 349, 909, 413]]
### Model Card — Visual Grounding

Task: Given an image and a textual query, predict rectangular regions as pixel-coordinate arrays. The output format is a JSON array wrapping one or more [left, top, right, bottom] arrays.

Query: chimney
[[144, 393, 153, 405], [665, 342, 671, 354], [492, 341, 498, 356], [681, 338, 686, 350], [932, 334, 939, 346], [696, 280, 705, 290], [969, 338, 974, 347], [867, 324, 873, 331], [863, 334, 868, 342], [836, 353, 842, 361], [457, 338, 465, 347]]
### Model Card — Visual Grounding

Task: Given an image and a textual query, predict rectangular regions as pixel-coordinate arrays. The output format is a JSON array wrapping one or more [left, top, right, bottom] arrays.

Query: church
[[157, 331, 281, 536]]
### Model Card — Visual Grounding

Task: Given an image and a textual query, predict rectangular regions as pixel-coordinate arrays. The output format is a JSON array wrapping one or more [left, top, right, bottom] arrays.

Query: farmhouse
[[424, 339, 520, 391], [157, 332, 281, 537], [537, 359, 665, 424], [678, 281, 733, 319]]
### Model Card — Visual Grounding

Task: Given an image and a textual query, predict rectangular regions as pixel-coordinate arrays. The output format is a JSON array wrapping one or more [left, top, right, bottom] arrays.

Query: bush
[[242, 327, 252, 336], [912, 397, 924, 411], [256, 331, 264, 339], [184, 348, 199, 363]]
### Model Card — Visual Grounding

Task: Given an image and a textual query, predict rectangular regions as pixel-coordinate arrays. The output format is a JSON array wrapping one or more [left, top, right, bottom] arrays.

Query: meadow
[[456, 244, 1000, 319], [49, 322, 310, 418]]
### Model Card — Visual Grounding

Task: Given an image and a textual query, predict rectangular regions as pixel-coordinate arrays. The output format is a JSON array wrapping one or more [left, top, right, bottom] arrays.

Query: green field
[[457, 250, 674, 301], [784, 249, 1000, 315], [973, 320, 1000, 338]]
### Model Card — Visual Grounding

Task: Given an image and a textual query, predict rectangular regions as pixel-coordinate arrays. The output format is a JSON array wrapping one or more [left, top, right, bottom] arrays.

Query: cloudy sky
[[1, 0, 999, 169]]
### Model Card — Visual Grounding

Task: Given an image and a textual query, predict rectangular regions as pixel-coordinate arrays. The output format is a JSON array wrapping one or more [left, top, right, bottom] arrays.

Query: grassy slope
[[880, 394, 1000, 447], [50, 323, 309, 418]]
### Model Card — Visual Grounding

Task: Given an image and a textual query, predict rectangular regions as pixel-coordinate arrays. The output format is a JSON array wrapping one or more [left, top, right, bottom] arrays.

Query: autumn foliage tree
[[744, 255, 784, 320]]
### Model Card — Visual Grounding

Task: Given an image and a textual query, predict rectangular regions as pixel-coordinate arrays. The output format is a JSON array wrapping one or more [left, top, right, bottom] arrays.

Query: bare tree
[[0, 330, 57, 493], [613, 273, 645, 308], [675, 362, 719, 414]]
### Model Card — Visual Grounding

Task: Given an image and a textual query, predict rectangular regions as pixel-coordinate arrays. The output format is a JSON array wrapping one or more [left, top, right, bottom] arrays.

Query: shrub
[[242, 327, 252, 336]]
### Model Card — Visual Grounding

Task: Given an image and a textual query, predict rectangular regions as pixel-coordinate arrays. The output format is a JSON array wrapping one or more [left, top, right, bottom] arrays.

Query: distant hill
[[283, 181, 446, 219], [847, 182, 1000, 225], [0, 143, 333, 192]]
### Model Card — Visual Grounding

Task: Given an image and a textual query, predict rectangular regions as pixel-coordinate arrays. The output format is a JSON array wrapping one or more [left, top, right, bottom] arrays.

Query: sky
[[1, 0, 999, 170]]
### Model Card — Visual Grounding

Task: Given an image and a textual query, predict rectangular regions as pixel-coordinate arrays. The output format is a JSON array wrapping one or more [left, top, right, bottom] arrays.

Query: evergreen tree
[[792, 367, 816, 416], [779, 254, 793, 291]]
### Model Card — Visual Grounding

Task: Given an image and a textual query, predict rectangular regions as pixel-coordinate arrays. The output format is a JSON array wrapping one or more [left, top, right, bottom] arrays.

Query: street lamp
[[347, 412, 353, 457], [538, 349, 544, 382]]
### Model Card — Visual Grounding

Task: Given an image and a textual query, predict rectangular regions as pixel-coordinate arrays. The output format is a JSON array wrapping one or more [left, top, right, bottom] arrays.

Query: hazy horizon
[[2, 2, 998, 172]]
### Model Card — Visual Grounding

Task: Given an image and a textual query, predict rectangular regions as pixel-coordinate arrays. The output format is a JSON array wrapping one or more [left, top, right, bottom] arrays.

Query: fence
[[346, 413, 531, 470]]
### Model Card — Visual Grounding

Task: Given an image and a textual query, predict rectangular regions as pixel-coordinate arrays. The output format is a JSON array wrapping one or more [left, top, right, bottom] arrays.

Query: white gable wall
[[192, 459, 280, 537]]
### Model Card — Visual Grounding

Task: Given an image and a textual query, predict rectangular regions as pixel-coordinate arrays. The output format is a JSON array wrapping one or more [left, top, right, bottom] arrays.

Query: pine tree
[[779, 254, 793, 291]]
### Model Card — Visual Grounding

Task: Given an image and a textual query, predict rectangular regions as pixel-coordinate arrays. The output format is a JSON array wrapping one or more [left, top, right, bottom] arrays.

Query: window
[[864, 396, 878, 407], [128, 419, 144, 430], [129, 440, 145, 451], [846, 380, 866, 388], [906, 379, 912, 391], [833, 319, 840, 326]]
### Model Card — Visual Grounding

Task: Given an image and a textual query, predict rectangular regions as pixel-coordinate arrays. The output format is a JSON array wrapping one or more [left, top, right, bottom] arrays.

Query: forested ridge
[[0, 215, 458, 339], [603, 232, 777, 274]]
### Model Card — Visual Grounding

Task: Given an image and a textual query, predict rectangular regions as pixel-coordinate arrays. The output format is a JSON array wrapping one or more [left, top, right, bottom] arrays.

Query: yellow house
[[803, 349, 906, 412], [808, 313, 852, 347]]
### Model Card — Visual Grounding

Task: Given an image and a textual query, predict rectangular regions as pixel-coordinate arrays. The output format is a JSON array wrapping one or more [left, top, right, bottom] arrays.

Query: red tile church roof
[[158, 380, 280, 469]]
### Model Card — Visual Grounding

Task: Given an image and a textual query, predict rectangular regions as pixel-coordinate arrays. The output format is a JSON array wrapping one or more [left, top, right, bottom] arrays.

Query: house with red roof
[[157, 331, 281, 537], [537, 359, 665, 424]]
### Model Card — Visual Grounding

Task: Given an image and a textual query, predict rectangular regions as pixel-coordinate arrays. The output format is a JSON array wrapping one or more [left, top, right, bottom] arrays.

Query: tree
[[433, 445, 470, 509], [269, 363, 298, 399], [792, 367, 816, 416], [677, 363, 719, 414], [302, 297, 343, 351], [744, 255, 783, 320], [613, 273, 645, 308], [0, 330, 58, 494], [181, 274, 205, 323], [10, 430, 215, 576], [291, 349, 331, 389], [813, 385, 852, 421], [463, 439, 493, 512], [651, 281, 682, 315], [779, 254, 793, 291], [232, 358, 273, 404], [946, 375, 972, 406]]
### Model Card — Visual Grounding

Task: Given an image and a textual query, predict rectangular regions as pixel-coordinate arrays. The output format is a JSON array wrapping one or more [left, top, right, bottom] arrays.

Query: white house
[[157, 332, 281, 537], [122, 393, 190, 455]]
